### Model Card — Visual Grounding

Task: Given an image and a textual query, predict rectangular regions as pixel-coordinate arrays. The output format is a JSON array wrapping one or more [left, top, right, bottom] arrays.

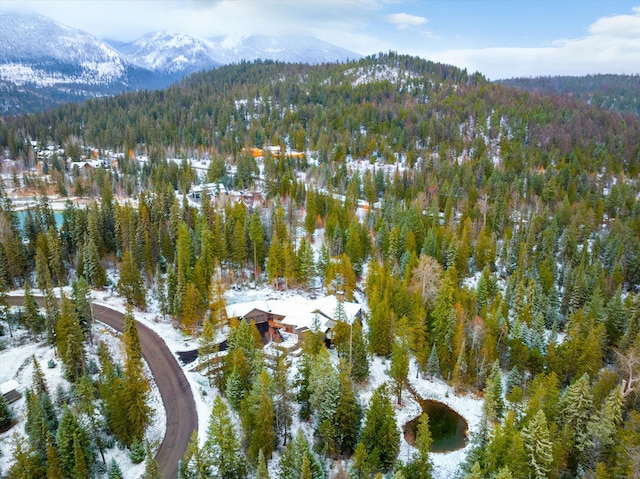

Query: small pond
[[403, 399, 468, 453]]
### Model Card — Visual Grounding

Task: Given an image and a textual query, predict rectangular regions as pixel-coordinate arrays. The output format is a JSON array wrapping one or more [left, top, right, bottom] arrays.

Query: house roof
[[226, 295, 362, 333], [0, 379, 20, 395]]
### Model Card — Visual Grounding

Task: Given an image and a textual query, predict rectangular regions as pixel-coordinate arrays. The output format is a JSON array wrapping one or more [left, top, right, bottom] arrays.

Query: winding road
[[7, 296, 197, 479]]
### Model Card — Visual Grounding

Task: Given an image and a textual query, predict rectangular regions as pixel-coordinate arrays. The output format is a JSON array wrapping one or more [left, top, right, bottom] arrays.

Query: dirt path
[[7, 296, 197, 479]]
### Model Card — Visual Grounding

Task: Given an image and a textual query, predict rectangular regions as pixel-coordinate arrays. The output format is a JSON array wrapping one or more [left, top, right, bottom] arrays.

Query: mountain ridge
[[0, 11, 361, 114]]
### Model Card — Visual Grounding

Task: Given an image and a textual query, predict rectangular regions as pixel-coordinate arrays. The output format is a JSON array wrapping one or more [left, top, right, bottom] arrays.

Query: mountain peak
[[0, 12, 361, 114]]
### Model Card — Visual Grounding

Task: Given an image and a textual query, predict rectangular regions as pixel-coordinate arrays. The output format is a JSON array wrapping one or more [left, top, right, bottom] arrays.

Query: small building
[[0, 379, 21, 404]]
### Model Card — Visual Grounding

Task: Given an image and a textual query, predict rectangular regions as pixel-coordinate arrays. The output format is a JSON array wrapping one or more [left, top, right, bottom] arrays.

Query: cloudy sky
[[2, 0, 640, 79]]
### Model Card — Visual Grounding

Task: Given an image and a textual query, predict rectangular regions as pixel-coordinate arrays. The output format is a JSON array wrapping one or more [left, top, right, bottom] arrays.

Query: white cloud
[[387, 12, 427, 29], [424, 6, 640, 79]]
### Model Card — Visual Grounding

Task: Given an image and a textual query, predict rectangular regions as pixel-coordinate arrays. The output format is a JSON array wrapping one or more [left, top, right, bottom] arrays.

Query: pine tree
[[453, 336, 468, 386], [267, 230, 284, 288], [204, 396, 248, 479], [255, 449, 270, 479], [401, 414, 433, 479], [429, 267, 458, 371], [199, 317, 220, 388], [298, 237, 315, 290], [107, 459, 123, 479], [333, 366, 362, 455], [505, 366, 522, 395], [24, 389, 57, 458], [83, 235, 107, 287], [179, 430, 210, 478], [494, 467, 514, 479], [142, 441, 161, 479], [45, 434, 65, 479], [56, 406, 93, 479], [31, 356, 48, 396], [35, 234, 53, 292], [273, 352, 293, 446], [587, 385, 624, 458], [426, 344, 441, 379], [6, 432, 46, 479], [22, 282, 44, 338], [55, 295, 86, 382], [522, 410, 554, 479], [231, 218, 247, 274], [248, 211, 264, 281], [295, 345, 314, 420], [350, 319, 370, 382], [122, 306, 152, 445], [464, 462, 482, 479], [72, 431, 90, 479], [72, 277, 93, 337], [390, 336, 410, 404], [301, 456, 312, 479], [349, 442, 372, 479], [118, 250, 146, 308], [359, 384, 400, 472], [225, 367, 245, 411], [310, 348, 340, 454], [560, 372, 593, 463], [483, 360, 505, 423], [43, 284, 58, 345], [243, 369, 275, 463], [279, 430, 325, 479], [77, 375, 106, 465]]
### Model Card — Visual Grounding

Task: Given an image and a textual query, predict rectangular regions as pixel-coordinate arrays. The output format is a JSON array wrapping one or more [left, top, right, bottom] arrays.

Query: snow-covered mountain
[[113, 32, 221, 77], [114, 32, 359, 75], [206, 34, 360, 65], [0, 11, 360, 114], [0, 12, 149, 87]]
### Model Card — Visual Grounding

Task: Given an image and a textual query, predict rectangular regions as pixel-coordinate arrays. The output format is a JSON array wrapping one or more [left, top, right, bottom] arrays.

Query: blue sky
[[3, 0, 640, 79]]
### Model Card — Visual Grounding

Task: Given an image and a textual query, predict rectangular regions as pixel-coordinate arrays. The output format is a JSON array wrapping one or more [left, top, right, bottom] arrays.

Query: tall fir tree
[[141, 441, 161, 479], [483, 360, 505, 423], [242, 369, 275, 463], [333, 365, 362, 456], [118, 250, 146, 308], [359, 384, 400, 473], [401, 414, 433, 479], [6, 433, 46, 479], [121, 306, 152, 445], [389, 336, 410, 405], [522, 410, 554, 479], [56, 406, 93, 479], [203, 396, 248, 479], [426, 344, 441, 379], [22, 282, 44, 338], [82, 235, 107, 287], [279, 430, 325, 479], [45, 433, 65, 479], [255, 449, 270, 479], [273, 352, 293, 446]]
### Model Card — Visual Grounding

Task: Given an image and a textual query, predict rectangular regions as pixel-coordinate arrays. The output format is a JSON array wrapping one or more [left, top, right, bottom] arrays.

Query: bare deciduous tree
[[410, 255, 443, 308]]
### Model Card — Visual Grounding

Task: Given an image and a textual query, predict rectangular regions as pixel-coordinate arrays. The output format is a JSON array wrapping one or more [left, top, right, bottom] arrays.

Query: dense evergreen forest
[[2, 53, 640, 478], [499, 74, 640, 116]]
